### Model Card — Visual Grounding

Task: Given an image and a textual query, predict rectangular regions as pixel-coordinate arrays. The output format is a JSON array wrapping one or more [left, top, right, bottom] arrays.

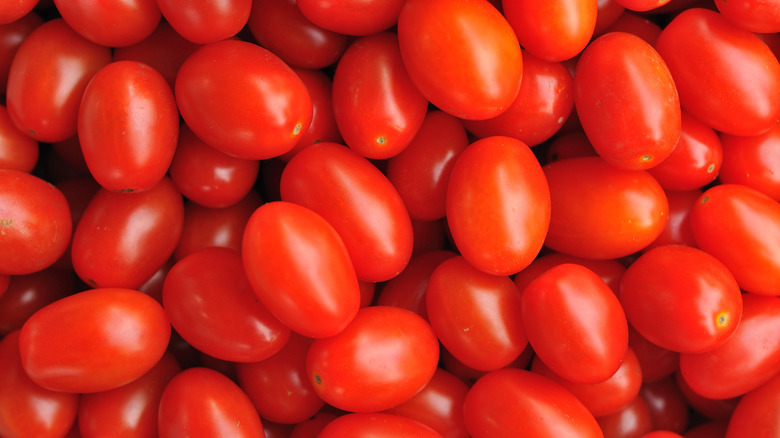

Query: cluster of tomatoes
[[1, 0, 780, 436]]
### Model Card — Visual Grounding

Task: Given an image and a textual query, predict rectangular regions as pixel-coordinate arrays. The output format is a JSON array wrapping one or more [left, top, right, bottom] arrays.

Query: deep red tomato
[[614, 0, 670, 11], [603, 11, 662, 45], [242, 201, 361, 338], [641, 432, 684, 438], [78, 60, 179, 193], [724, 371, 780, 438], [5, 18, 111, 143], [289, 410, 339, 438], [446, 136, 550, 275], [71, 177, 184, 289], [157, 0, 250, 44], [596, 395, 654, 438], [715, 0, 780, 33], [0, 268, 74, 336], [158, 367, 264, 438], [52, 0, 160, 47], [655, 8, 780, 136], [644, 189, 700, 251], [684, 421, 729, 438], [0, 0, 38, 25], [296, 0, 405, 36], [463, 368, 603, 437], [593, 0, 626, 35], [397, 0, 523, 120], [318, 413, 443, 437], [719, 122, 780, 202], [19, 287, 171, 393], [175, 39, 312, 160], [306, 306, 440, 412], [639, 376, 690, 434], [0, 12, 42, 97], [0, 330, 79, 438], [546, 130, 598, 163], [0, 105, 37, 172], [628, 324, 679, 383], [674, 370, 739, 421], [512, 251, 627, 294]]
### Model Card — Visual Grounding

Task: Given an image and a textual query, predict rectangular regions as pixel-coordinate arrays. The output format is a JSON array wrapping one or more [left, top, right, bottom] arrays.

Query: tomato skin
[[296, 0, 405, 36], [543, 156, 668, 259], [614, 0, 670, 11], [397, 0, 523, 120], [0, 330, 79, 438], [318, 413, 443, 437], [522, 263, 629, 384], [0, 11, 42, 95], [6, 18, 111, 143], [674, 370, 739, 421], [690, 184, 780, 296], [715, 0, 780, 33], [175, 39, 313, 160], [53, 0, 160, 47], [446, 136, 550, 275], [157, 0, 250, 44], [158, 367, 264, 438], [512, 251, 627, 294], [604, 11, 662, 46], [0, 105, 38, 172], [242, 201, 361, 338], [628, 324, 679, 383], [574, 32, 681, 170], [71, 177, 184, 289], [306, 306, 440, 412], [719, 122, 780, 202], [655, 8, 780, 136], [724, 372, 780, 438], [78, 60, 178, 193], [463, 368, 603, 438], [596, 395, 653, 438], [0, 0, 37, 25], [280, 143, 414, 282], [19, 287, 171, 393], [644, 189, 700, 252], [639, 376, 690, 434]]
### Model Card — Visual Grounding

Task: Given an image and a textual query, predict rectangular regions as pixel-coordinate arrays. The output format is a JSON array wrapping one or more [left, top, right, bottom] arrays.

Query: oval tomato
[[296, 0, 405, 36], [715, 0, 780, 33], [644, 189, 700, 251], [318, 413, 443, 438], [0, 11, 42, 95], [596, 395, 654, 438], [639, 376, 690, 434], [0, 268, 74, 336], [0, 104, 38, 172], [156, 0, 250, 44], [512, 251, 627, 294], [719, 122, 780, 202], [724, 372, 780, 438], [52, 0, 161, 47]]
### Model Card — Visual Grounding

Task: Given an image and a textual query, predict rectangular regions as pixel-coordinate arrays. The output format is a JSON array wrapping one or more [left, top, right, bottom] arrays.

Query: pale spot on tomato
[[701, 195, 709, 205], [707, 164, 715, 173], [641, 155, 653, 161], [313, 373, 321, 385], [376, 136, 386, 145], [716, 312, 728, 327], [293, 123, 302, 135]]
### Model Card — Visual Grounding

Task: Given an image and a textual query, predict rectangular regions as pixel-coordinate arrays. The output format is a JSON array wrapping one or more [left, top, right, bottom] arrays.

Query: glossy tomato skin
[[690, 184, 780, 296], [0, 105, 38, 172], [242, 201, 361, 338], [175, 39, 312, 160], [79, 60, 179, 193], [0, 330, 79, 438], [306, 306, 440, 412], [318, 413, 443, 437], [628, 324, 679, 383], [715, 0, 780, 33], [71, 177, 184, 289], [163, 247, 291, 363], [157, 0, 250, 44], [296, 0, 405, 36], [644, 189, 700, 251], [463, 368, 603, 438], [0, 0, 37, 25], [6, 18, 111, 143], [332, 32, 428, 159], [655, 8, 780, 136], [724, 372, 780, 438], [522, 263, 629, 384], [446, 136, 550, 275], [397, 0, 523, 120], [604, 11, 662, 45], [158, 367, 264, 438], [0, 11, 42, 95], [719, 122, 780, 202], [53, 0, 160, 47], [19, 287, 171, 393], [543, 156, 668, 259], [0, 268, 74, 335], [574, 32, 680, 170], [280, 142, 414, 282], [512, 251, 627, 294], [596, 395, 653, 438], [639, 376, 690, 434], [0, 170, 72, 276]]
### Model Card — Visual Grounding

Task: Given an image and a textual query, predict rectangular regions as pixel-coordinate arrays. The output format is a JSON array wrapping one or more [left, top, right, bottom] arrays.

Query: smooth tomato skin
[[0, 268, 74, 335], [690, 184, 780, 296], [163, 247, 291, 363], [175, 39, 313, 160], [628, 324, 679, 383], [0, 105, 38, 172], [19, 288, 171, 393], [158, 367, 264, 438], [719, 122, 780, 202], [543, 156, 668, 260], [53, 0, 160, 47], [280, 143, 414, 282], [318, 413, 443, 438], [679, 294, 780, 400], [614, 0, 670, 11], [463, 368, 603, 438], [685, 421, 729, 438], [715, 0, 780, 33], [502, 0, 597, 62], [78, 352, 180, 438], [644, 189, 700, 251], [522, 263, 629, 384], [0, 331, 79, 438], [71, 177, 184, 289], [655, 8, 780, 136], [426, 256, 527, 371], [332, 32, 428, 160], [725, 372, 780, 438], [6, 19, 111, 143], [397, 0, 523, 120], [0, 170, 72, 276], [604, 11, 662, 45], [306, 306, 440, 413], [0, 11, 42, 95], [674, 371, 739, 421], [446, 136, 550, 275], [0, 0, 37, 25], [78, 60, 179, 193], [596, 395, 653, 438], [593, 0, 626, 35], [512, 251, 627, 294], [639, 377, 690, 434], [242, 201, 361, 338], [157, 0, 250, 44], [296, 0, 405, 36], [574, 32, 681, 170]]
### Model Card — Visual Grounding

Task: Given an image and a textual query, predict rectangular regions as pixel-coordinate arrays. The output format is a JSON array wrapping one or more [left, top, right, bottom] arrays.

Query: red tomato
[[163, 247, 291, 363], [614, 0, 670, 11], [546, 130, 599, 162], [280, 142, 414, 282], [502, 0, 597, 62], [157, 0, 250, 44], [19, 287, 171, 393], [0, 330, 79, 438], [71, 177, 184, 289], [306, 306, 440, 412], [596, 395, 653, 438], [296, 0, 405, 36], [690, 184, 780, 296], [644, 189, 700, 251], [446, 136, 550, 275], [158, 367, 264, 438], [242, 201, 361, 338], [604, 11, 662, 45], [655, 8, 780, 136], [674, 370, 739, 421], [724, 371, 780, 438], [715, 0, 780, 33], [574, 32, 680, 170], [463, 368, 603, 437], [684, 421, 728, 438], [289, 410, 339, 438], [78, 60, 179, 192], [332, 32, 428, 159], [0, 105, 37, 172], [639, 376, 690, 434], [0, 11, 42, 95], [593, 0, 626, 35], [0, 0, 37, 25], [318, 413, 443, 437], [512, 251, 627, 294], [52, 0, 160, 47], [175, 39, 312, 160], [5, 18, 111, 143], [78, 352, 180, 438], [641, 432, 683, 438], [522, 263, 629, 383], [628, 324, 679, 383], [719, 122, 780, 202], [397, 0, 523, 120], [0, 268, 74, 335]]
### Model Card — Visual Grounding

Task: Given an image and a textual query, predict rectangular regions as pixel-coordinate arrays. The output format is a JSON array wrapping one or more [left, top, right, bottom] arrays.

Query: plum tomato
[[156, 0, 251, 44], [296, 0, 406, 36], [719, 122, 780, 202], [317, 413, 443, 437], [52, 0, 161, 47]]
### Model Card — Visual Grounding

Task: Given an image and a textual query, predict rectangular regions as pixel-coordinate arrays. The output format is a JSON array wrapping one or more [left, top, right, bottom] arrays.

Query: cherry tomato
[[719, 121, 780, 202], [724, 371, 780, 438], [593, 0, 626, 35], [317, 413, 443, 437], [512, 251, 627, 293], [604, 11, 662, 45], [628, 324, 679, 383], [296, 0, 406, 36], [674, 370, 739, 421], [0, 267, 74, 336], [644, 189, 700, 251], [639, 376, 690, 434], [684, 421, 728, 438], [0, 11, 42, 95], [52, 0, 161, 47], [614, 0, 670, 11], [0, 105, 38, 172], [596, 395, 653, 438], [715, 0, 780, 33], [0, 0, 38, 25], [156, 0, 250, 44]]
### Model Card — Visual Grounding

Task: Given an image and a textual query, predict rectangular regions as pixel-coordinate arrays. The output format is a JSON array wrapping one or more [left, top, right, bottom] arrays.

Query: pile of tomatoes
[[1, 0, 779, 436]]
